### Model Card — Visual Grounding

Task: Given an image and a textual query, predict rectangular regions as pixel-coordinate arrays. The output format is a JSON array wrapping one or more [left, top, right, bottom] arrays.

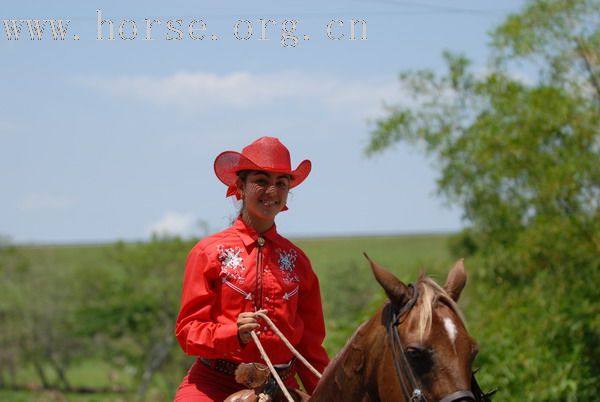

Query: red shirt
[[175, 217, 329, 393]]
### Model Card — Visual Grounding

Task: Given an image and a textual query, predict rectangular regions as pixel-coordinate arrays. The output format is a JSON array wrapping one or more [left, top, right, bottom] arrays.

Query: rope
[[255, 312, 322, 379], [250, 331, 295, 402], [249, 312, 324, 402]]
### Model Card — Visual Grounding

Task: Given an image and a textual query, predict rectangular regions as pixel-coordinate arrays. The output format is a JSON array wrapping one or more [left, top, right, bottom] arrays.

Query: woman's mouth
[[260, 199, 279, 207]]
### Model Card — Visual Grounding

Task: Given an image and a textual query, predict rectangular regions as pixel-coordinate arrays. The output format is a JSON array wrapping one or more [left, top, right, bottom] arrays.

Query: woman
[[174, 136, 329, 401]]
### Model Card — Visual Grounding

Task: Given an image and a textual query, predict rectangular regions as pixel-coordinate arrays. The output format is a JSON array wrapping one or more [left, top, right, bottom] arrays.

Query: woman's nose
[[265, 184, 277, 195]]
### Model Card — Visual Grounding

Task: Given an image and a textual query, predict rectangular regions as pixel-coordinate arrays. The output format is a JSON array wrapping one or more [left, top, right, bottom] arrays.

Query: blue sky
[[0, 0, 526, 243]]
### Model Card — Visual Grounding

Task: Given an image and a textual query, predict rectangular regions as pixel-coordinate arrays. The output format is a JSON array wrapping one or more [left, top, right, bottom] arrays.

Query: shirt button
[[265, 296, 270, 302], [263, 326, 268, 331]]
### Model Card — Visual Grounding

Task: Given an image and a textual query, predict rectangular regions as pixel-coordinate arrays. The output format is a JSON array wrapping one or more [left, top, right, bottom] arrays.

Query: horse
[[227, 255, 494, 402]]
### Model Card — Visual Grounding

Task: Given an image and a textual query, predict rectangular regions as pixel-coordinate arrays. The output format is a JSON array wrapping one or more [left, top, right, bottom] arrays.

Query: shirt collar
[[233, 216, 279, 247]]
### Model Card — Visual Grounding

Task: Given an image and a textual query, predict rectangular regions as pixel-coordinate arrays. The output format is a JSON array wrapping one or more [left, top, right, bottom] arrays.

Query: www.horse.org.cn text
[[1, 9, 368, 47]]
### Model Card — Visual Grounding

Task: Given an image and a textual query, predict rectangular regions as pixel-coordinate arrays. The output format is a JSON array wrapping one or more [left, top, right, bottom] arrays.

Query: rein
[[250, 312, 323, 402], [387, 284, 489, 402]]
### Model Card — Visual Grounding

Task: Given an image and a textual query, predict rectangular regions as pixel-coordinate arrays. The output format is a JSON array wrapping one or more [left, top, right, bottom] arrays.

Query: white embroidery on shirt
[[276, 248, 299, 284], [217, 245, 246, 283], [283, 286, 299, 300]]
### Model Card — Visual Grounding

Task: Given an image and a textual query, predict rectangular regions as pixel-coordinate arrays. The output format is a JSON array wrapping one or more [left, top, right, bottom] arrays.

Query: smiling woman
[[236, 170, 291, 233], [173, 136, 329, 401]]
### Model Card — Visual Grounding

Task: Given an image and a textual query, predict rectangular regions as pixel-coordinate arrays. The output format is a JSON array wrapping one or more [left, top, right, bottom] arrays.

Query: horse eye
[[405, 346, 432, 375], [406, 347, 425, 360]]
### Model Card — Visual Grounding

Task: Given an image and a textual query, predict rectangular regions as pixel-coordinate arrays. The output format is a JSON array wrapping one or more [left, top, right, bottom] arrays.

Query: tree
[[0, 242, 88, 392], [366, 0, 600, 399], [74, 236, 194, 400]]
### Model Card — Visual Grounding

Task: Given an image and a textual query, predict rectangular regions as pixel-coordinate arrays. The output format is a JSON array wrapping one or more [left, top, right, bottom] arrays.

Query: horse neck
[[309, 306, 388, 402]]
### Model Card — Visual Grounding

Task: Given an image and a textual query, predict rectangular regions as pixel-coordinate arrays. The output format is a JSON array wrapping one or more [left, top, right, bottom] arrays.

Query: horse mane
[[415, 274, 465, 341]]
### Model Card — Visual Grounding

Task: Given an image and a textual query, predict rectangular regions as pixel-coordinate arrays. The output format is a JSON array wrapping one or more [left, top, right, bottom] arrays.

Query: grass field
[[1, 233, 463, 402]]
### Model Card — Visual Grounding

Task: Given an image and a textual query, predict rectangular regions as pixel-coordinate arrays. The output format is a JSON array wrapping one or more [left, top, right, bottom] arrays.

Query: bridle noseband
[[387, 284, 493, 402]]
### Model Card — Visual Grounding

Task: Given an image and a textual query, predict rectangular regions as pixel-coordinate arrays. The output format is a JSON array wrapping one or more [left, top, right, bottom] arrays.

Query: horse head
[[366, 254, 485, 402]]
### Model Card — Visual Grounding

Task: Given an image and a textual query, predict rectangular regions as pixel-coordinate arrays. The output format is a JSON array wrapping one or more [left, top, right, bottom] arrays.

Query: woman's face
[[239, 171, 290, 226]]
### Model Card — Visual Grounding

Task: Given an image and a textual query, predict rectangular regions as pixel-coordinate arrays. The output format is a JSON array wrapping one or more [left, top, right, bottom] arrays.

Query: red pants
[[174, 358, 299, 402]]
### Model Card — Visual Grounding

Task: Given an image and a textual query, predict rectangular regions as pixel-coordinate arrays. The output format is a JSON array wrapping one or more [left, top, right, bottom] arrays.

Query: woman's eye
[[277, 181, 289, 189]]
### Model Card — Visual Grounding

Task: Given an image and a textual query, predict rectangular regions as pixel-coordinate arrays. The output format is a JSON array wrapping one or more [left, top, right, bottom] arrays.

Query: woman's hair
[[237, 170, 292, 182], [235, 170, 251, 218], [236, 170, 252, 183]]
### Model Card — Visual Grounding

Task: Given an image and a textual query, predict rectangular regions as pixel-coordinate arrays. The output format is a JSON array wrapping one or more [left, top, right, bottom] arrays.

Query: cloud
[[146, 211, 198, 237], [19, 193, 77, 211], [73, 71, 401, 116]]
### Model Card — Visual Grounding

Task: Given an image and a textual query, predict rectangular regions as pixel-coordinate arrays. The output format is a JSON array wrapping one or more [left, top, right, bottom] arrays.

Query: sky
[[0, 0, 527, 244]]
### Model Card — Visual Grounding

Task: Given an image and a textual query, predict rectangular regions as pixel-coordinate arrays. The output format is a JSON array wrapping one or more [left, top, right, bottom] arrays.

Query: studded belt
[[199, 357, 295, 381]]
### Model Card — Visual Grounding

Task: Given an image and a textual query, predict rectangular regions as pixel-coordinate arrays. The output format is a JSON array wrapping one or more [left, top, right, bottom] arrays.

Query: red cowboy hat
[[214, 136, 312, 199]]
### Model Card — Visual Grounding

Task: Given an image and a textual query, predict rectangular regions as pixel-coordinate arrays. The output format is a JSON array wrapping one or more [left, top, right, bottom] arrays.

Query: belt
[[199, 357, 295, 381]]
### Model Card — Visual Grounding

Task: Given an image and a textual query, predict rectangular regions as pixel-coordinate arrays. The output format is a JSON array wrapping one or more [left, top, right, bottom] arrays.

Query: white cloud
[[19, 193, 77, 211], [73, 71, 402, 117], [146, 211, 197, 237]]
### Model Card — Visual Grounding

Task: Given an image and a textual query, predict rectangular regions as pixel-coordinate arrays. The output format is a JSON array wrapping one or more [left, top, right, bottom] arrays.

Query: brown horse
[[227, 256, 493, 402]]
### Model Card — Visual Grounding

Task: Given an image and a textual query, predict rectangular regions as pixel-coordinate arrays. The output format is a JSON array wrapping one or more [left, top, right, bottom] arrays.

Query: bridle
[[387, 284, 495, 402]]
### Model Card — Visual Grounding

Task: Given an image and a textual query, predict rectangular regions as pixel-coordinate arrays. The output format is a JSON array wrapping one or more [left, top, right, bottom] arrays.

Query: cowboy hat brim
[[214, 150, 311, 191]]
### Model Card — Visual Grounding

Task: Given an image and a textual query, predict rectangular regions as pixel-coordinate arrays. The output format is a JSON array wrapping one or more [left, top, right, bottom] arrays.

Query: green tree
[[367, 0, 600, 399], [0, 242, 89, 392], [74, 236, 194, 400]]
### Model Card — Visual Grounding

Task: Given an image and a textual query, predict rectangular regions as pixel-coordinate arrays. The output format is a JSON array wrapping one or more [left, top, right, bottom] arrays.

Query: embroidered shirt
[[175, 216, 329, 393]]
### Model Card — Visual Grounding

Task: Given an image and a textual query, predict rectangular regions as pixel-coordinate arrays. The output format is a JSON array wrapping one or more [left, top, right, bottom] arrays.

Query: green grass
[[296, 233, 456, 354]]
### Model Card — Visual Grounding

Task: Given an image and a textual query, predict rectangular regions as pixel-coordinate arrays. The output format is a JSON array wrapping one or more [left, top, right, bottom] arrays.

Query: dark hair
[[235, 171, 251, 219], [237, 170, 292, 182], [236, 170, 252, 183]]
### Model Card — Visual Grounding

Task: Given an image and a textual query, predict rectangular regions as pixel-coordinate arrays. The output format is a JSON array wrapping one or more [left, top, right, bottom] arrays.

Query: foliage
[[73, 236, 195, 399], [491, 0, 600, 100], [367, 0, 600, 399], [0, 242, 91, 391]]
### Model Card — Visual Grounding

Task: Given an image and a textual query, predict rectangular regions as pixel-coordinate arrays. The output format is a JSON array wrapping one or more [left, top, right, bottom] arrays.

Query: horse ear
[[363, 252, 410, 306], [444, 258, 467, 301]]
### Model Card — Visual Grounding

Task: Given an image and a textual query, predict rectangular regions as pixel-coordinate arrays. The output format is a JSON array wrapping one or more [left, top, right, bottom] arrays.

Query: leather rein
[[387, 284, 493, 402]]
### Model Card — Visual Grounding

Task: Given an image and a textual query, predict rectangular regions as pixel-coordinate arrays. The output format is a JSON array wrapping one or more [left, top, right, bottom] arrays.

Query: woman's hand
[[237, 309, 268, 345]]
